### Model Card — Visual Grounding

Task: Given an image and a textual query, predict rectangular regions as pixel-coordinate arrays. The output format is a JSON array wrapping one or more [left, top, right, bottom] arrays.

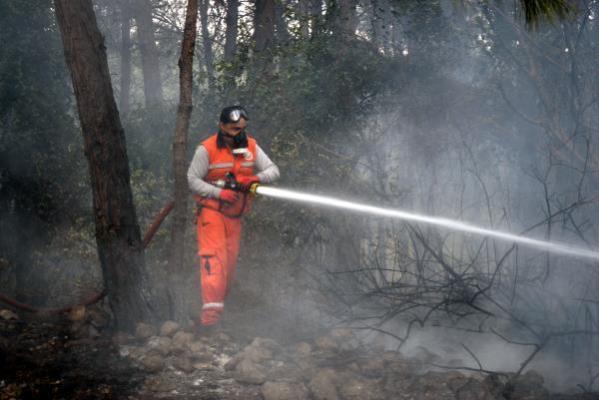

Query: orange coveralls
[[193, 134, 258, 326]]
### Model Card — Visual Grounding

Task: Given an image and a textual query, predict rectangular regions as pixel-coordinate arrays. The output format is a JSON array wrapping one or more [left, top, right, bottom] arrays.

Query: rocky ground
[[0, 307, 598, 400]]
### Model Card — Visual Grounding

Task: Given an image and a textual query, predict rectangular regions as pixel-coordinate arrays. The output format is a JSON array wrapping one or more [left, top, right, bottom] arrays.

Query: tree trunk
[[297, 0, 311, 38], [199, 0, 214, 90], [309, 0, 324, 37], [54, 0, 154, 331], [254, 0, 275, 53], [326, 0, 358, 38], [133, 0, 163, 107], [222, 0, 239, 99], [370, 0, 385, 51], [275, 0, 291, 45], [224, 0, 239, 62], [168, 0, 198, 322], [120, 0, 132, 114]]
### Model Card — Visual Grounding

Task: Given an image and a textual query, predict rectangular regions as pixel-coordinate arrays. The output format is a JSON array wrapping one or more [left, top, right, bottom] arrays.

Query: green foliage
[[0, 0, 86, 227], [0, 0, 90, 302]]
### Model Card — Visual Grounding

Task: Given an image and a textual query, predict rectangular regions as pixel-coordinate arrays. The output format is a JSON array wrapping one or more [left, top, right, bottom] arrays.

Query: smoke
[[2, 0, 598, 393]]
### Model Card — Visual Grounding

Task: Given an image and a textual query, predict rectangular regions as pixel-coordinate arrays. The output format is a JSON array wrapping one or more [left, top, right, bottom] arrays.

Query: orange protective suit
[[193, 134, 257, 326]]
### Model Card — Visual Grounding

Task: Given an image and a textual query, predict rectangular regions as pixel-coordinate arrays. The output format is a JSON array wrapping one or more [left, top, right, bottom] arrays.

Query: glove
[[236, 175, 260, 191], [219, 189, 239, 204]]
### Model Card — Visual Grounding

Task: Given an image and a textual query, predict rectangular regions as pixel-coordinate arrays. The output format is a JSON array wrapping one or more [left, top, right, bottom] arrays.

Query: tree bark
[[54, 0, 154, 331], [199, 0, 214, 90], [326, 0, 358, 38], [224, 0, 239, 62], [370, 0, 385, 51], [168, 0, 198, 322], [275, 0, 291, 45], [222, 0, 239, 98], [254, 0, 275, 53], [120, 0, 132, 114], [309, 0, 324, 37], [297, 0, 311, 38], [133, 0, 163, 107]]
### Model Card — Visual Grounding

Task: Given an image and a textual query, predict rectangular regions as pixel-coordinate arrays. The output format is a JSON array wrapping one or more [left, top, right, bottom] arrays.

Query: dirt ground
[[1, 304, 599, 400]]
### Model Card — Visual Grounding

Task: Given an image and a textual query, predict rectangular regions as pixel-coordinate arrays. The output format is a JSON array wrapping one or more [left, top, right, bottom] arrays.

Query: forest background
[[1, 0, 598, 391]]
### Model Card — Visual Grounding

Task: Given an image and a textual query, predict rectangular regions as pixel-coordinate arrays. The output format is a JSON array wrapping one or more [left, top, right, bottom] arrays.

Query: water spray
[[248, 184, 599, 261]]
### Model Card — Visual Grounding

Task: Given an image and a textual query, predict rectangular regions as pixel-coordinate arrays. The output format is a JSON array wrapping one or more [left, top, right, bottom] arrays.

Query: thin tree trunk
[[297, 0, 310, 38], [199, 0, 214, 90], [370, 0, 384, 50], [254, 0, 275, 53], [223, 0, 239, 99], [310, 0, 323, 37], [275, 0, 291, 45], [120, 0, 132, 114], [297, 0, 320, 38], [326, 0, 357, 38], [168, 0, 198, 322], [133, 0, 163, 107], [224, 0, 239, 62], [54, 0, 154, 331]]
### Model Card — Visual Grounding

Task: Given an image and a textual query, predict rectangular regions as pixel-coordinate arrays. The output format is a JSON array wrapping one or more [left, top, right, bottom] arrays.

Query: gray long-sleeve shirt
[[187, 144, 280, 198]]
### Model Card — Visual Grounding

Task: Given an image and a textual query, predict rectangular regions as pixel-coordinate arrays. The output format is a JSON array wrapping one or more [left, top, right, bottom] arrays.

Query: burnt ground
[[0, 317, 142, 399], [1, 307, 599, 400]]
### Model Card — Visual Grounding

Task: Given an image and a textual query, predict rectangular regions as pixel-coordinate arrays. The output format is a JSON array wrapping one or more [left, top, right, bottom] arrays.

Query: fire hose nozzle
[[249, 183, 260, 196]]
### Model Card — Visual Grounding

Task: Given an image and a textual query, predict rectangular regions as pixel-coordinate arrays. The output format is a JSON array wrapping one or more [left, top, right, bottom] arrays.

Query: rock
[[360, 357, 385, 378], [187, 340, 206, 354], [261, 381, 309, 400], [308, 368, 339, 400], [382, 351, 400, 362], [508, 370, 549, 400], [172, 331, 194, 349], [521, 370, 544, 386], [384, 359, 411, 378], [266, 362, 304, 382], [67, 305, 86, 322], [330, 328, 353, 341], [243, 343, 273, 363], [295, 342, 312, 357], [215, 353, 233, 369], [173, 357, 194, 373], [449, 376, 495, 400], [135, 323, 155, 340], [234, 358, 268, 384], [315, 336, 338, 352], [339, 377, 385, 400], [87, 324, 100, 338], [146, 336, 172, 356], [348, 363, 360, 373], [251, 337, 283, 354], [407, 371, 455, 399], [223, 344, 238, 354], [142, 354, 164, 373], [215, 332, 232, 343], [128, 346, 145, 360], [160, 320, 180, 337], [112, 332, 133, 345], [224, 354, 242, 371], [233, 337, 282, 366], [193, 362, 218, 371], [145, 377, 176, 392]]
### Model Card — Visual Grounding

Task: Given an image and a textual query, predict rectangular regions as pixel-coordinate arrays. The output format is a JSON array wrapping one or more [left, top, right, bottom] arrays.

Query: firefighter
[[187, 106, 280, 331]]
